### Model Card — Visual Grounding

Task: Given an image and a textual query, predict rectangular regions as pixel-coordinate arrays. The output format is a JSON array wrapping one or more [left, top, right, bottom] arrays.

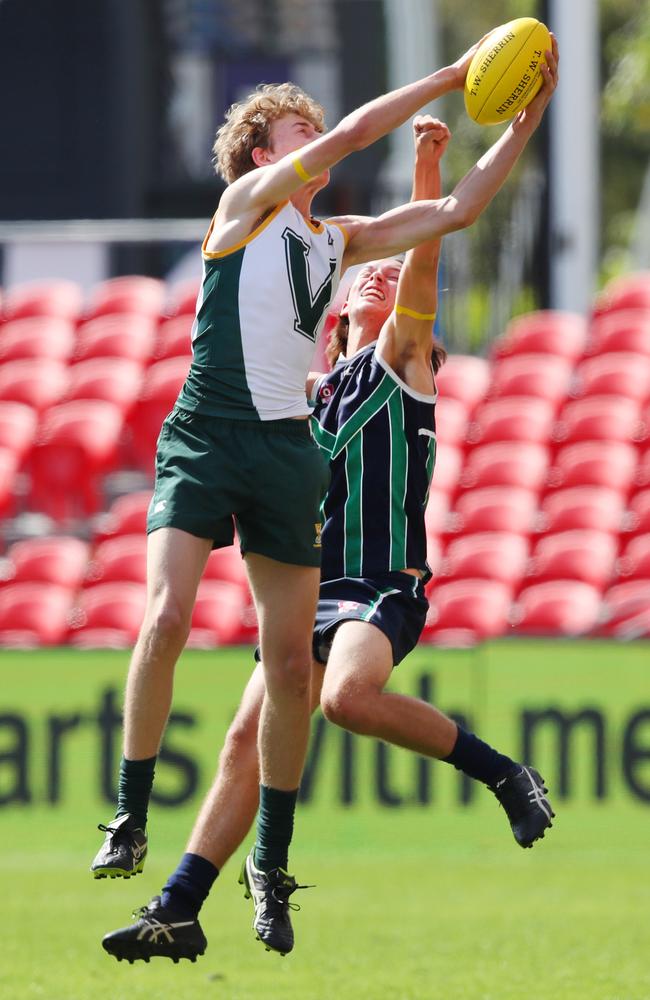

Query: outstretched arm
[[376, 116, 448, 383], [220, 38, 486, 218], [341, 35, 559, 267]]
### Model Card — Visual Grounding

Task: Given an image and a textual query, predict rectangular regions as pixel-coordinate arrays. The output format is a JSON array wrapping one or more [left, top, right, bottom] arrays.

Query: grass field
[[1, 643, 649, 1000]]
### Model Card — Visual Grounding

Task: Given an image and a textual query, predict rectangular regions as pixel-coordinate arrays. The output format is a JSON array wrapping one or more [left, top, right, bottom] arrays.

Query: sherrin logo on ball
[[464, 17, 552, 126]]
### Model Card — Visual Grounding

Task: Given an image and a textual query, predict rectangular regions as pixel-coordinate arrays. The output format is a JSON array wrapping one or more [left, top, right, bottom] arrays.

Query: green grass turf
[[1, 643, 649, 1000]]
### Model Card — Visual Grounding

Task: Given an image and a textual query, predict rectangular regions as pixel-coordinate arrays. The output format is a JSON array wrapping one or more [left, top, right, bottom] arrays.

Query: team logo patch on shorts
[[337, 600, 360, 613], [314, 522, 322, 547]]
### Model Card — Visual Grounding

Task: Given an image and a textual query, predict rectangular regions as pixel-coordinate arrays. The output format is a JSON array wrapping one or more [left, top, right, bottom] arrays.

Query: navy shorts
[[312, 572, 429, 667]]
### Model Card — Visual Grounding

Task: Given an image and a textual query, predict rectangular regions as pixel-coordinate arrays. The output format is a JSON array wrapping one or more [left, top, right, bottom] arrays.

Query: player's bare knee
[[142, 598, 191, 647], [263, 649, 311, 698], [321, 685, 369, 733], [221, 712, 259, 763]]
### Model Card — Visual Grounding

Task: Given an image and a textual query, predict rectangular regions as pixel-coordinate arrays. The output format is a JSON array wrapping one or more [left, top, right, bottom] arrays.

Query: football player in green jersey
[[102, 37, 559, 961]]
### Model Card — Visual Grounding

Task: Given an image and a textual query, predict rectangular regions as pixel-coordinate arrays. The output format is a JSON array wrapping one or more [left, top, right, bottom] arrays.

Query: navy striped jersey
[[311, 343, 437, 582]]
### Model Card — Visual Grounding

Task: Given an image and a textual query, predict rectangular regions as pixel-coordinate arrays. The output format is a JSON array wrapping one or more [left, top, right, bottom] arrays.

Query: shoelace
[[132, 900, 158, 921], [97, 822, 138, 854], [97, 822, 127, 842], [269, 881, 315, 914]]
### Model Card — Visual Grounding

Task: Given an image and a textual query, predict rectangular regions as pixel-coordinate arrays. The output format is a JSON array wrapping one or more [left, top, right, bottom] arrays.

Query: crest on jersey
[[337, 600, 360, 613], [318, 383, 333, 402]]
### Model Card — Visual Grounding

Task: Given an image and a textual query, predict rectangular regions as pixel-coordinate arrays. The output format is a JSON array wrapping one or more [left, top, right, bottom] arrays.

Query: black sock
[[116, 755, 156, 830], [161, 853, 219, 920], [253, 785, 298, 873], [443, 726, 518, 787]]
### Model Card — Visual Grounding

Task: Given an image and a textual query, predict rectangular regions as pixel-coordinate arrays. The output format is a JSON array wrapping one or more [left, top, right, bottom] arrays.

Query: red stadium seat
[[435, 355, 490, 414], [467, 397, 555, 448], [552, 395, 642, 447], [547, 441, 637, 494], [86, 276, 165, 320], [511, 581, 601, 636], [126, 357, 190, 471], [424, 489, 451, 538], [86, 535, 148, 586], [430, 443, 463, 495], [592, 272, 650, 319], [30, 400, 124, 521], [0, 359, 69, 411], [203, 546, 248, 590], [68, 628, 135, 649], [639, 402, 650, 445], [586, 310, 650, 358], [0, 317, 76, 363], [188, 580, 252, 647], [438, 532, 529, 586], [426, 535, 443, 576], [68, 582, 147, 646], [573, 352, 650, 403], [73, 314, 156, 365], [617, 535, 650, 583], [433, 396, 469, 447], [595, 580, 650, 639], [0, 447, 18, 517], [94, 491, 151, 542], [635, 445, 650, 489], [424, 579, 512, 642], [2, 280, 82, 323], [0, 401, 38, 463], [64, 358, 143, 414], [166, 279, 200, 318], [0, 537, 89, 588], [0, 582, 74, 646], [488, 354, 573, 406], [459, 442, 549, 492], [446, 486, 537, 537], [152, 316, 193, 363], [536, 486, 625, 536], [525, 530, 617, 590], [623, 489, 650, 538], [492, 310, 587, 361]]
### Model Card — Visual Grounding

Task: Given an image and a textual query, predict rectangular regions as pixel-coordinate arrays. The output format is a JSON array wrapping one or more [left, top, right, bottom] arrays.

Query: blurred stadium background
[[0, 2, 649, 998]]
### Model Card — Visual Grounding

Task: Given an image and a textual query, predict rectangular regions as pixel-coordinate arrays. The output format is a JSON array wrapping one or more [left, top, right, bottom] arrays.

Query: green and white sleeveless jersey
[[177, 201, 347, 421]]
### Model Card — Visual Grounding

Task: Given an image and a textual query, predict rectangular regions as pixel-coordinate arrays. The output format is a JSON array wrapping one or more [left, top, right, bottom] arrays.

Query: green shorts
[[147, 407, 330, 567]]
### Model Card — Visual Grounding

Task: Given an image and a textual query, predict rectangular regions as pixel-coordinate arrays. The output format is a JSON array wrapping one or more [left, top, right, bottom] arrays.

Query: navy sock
[[253, 785, 298, 873], [161, 853, 220, 920], [116, 755, 156, 831], [443, 726, 518, 787]]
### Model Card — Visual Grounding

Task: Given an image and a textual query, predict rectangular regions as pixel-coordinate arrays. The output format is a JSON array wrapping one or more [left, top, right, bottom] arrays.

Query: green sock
[[116, 755, 156, 831], [253, 785, 298, 873]]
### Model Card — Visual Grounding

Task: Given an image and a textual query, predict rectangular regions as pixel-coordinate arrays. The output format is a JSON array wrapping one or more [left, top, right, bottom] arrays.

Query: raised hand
[[449, 30, 495, 90], [514, 32, 559, 129], [413, 115, 451, 166]]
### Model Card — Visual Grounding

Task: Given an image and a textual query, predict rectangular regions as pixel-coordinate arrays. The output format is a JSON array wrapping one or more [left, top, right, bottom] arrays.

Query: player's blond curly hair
[[213, 82, 326, 184]]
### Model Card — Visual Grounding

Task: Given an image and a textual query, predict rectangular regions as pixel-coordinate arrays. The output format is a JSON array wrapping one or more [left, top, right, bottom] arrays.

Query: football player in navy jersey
[[93, 43, 560, 958], [102, 111, 556, 965]]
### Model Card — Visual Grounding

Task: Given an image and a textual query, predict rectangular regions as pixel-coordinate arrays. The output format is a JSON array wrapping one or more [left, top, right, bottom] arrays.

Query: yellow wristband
[[396, 304, 436, 322], [292, 156, 312, 183]]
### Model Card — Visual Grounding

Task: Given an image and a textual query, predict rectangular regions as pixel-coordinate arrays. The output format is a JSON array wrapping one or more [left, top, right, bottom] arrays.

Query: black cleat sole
[[92, 861, 145, 879], [104, 942, 205, 964]]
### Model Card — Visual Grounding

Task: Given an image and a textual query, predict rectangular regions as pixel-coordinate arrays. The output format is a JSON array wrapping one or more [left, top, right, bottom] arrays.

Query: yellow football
[[464, 17, 552, 126]]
